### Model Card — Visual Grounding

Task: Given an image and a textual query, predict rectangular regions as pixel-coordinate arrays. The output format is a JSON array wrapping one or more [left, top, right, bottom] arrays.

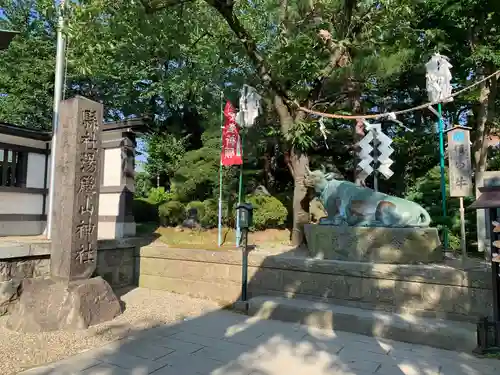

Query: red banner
[[221, 101, 243, 166]]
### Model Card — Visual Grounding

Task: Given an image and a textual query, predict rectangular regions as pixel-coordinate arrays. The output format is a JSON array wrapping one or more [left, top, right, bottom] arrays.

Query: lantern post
[[469, 187, 500, 354], [236, 203, 253, 301]]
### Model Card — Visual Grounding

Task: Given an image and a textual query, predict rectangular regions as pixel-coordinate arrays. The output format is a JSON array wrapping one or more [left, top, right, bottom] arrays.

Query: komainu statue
[[304, 169, 431, 227]]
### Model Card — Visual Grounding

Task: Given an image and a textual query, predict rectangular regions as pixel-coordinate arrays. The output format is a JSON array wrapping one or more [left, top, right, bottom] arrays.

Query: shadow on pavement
[[19, 291, 500, 375]]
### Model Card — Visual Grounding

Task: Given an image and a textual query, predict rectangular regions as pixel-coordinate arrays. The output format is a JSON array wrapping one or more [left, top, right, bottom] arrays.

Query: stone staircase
[[241, 296, 478, 352]]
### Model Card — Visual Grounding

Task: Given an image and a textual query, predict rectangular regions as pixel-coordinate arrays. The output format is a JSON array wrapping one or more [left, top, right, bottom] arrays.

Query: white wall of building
[[0, 192, 44, 215], [26, 152, 47, 189], [98, 193, 121, 216], [102, 148, 122, 187]]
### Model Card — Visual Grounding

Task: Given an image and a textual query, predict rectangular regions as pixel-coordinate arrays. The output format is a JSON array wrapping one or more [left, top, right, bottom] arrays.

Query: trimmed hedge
[[247, 194, 288, 230], [159, 200, 186, 226], [202, 199, 218, 228], [152, 193, 288, 230]]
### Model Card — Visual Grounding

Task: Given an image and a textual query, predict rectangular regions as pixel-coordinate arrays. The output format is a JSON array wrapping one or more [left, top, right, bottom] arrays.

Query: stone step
[[246, 296, 477, 352]]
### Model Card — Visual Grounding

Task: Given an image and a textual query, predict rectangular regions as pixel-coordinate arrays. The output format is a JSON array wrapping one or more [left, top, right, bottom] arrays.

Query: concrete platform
[[247, 296, 477, 352]]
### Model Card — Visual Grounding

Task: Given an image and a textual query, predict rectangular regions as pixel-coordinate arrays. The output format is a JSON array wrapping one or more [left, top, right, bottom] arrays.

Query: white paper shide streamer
[[425, 53, 453, 103], [319, 117, 330, 149], [236, 85, 261, 128]]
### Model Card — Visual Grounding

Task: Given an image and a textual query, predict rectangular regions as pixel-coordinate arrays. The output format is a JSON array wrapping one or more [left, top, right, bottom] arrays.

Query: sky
[[135, 138, 146, 172]]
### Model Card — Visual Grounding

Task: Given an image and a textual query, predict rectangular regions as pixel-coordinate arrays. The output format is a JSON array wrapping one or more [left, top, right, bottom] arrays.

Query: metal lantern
[[469, 186, 500, 354], [236, 202, 253, 302], [236, 203, 253, 230]]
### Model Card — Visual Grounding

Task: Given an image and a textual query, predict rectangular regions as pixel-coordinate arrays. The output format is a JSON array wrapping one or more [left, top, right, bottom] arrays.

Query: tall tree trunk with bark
[[289, 149, 310, 245], [473, 68, 498, 173], [347, 80, 364, 185], [274, 96, 310, 246]]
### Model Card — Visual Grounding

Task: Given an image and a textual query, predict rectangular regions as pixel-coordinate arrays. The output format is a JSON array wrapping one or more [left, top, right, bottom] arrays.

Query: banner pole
[[217, 92, 224, 247], [235, 133, 244, 247], [438, 103, 448, 251]]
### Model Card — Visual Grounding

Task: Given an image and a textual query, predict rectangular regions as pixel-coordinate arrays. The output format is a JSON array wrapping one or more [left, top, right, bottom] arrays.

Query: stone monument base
[[6, 276, 122, 333], [304, 224, 442, 264]]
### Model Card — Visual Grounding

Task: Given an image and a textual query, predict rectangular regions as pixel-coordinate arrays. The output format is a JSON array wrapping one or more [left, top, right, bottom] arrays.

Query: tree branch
[[305, 32, 348, 105], [140, 0, 193, 14], [305, 0, 359, 106], [190, 32, 213, 48], [204, 0, 292, 106]]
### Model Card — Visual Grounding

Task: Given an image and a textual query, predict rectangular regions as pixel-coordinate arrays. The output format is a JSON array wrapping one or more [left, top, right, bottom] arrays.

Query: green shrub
[[201, 199, 219, 228], [247, 194, 288, 231], [147, 187, 173, 205], [197, 199, 235, 228], [133, 197, 159, 223], [158, 201, 186, 226]]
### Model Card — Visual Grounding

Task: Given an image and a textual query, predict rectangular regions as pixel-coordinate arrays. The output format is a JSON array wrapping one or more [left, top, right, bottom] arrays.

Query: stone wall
[[138, 246, 493, 323], [0, 238, 139, 315], [2, 241, 493, 323], [97, 240, 136, 288]]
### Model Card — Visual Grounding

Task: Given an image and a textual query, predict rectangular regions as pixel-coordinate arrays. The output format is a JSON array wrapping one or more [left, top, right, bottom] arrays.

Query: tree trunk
[[473, 80, 490, 173], [289, 149, 310, 246], [263, 151, 273, 189], [473, 68, 498, 173], [274, 95, 310, 246], [348, 81, 364, 185]]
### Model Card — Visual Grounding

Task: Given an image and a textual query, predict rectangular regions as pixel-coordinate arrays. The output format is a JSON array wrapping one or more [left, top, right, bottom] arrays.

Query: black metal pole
[[489, 208, 500, 347], [241, 228, 248, 301], [493, 260, 500, 347]]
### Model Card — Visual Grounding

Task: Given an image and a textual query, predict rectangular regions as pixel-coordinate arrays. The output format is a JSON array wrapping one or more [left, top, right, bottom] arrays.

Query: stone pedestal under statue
[[304, 224, 442, 264], [7, 97, 121, 332]]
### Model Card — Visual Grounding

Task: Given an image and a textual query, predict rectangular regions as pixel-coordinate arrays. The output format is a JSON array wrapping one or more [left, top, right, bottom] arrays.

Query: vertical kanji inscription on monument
[[50, 96, 103, 282]]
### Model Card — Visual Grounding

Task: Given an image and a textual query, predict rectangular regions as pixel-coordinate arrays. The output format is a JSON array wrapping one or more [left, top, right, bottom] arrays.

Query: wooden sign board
[[447, 127, 473, 197]]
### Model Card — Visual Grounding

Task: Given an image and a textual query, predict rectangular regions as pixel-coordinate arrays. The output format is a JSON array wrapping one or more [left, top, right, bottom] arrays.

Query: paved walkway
[[20, 309, 500, 375]]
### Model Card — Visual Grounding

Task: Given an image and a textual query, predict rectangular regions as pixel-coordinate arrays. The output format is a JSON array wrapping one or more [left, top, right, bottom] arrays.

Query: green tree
[[49, 0, 500, 247], [135, 171, 153, 197], [83, 0, 415, 245], [144, 133, 187, 188], [415, 0, 500, 173], [0, 0, 57, 128]]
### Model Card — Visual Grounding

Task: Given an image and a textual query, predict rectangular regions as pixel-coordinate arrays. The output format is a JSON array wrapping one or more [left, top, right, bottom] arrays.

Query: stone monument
[[7, 96, 122, 332], [303, 169, 442, 263]]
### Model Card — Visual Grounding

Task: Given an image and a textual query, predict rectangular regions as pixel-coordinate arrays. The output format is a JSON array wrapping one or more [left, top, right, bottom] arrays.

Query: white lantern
[[236, 85, 261, 128], [425, 53, 453, 103]]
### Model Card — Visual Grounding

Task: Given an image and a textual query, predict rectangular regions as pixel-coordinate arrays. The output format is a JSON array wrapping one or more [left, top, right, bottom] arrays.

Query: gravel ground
[[0, 288, 221, 375]]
